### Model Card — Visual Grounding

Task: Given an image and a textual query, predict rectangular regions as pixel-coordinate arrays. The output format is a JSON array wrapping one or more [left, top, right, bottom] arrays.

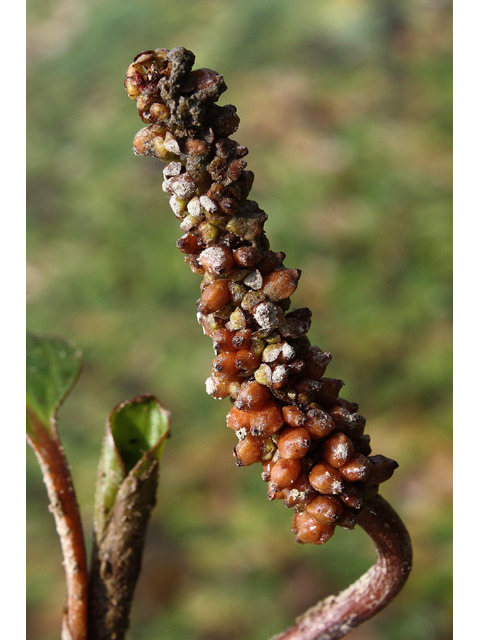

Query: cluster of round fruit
[[126, 47, 399, 544]]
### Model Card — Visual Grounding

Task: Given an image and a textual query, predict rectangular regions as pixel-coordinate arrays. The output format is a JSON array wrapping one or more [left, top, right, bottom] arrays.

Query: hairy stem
[[27, 412, 88, 640], [269, 495, 412, 640]]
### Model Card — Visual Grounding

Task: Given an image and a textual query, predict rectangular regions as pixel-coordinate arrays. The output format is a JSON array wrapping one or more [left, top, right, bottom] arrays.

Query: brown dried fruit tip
[[126, 47, 399, 545]]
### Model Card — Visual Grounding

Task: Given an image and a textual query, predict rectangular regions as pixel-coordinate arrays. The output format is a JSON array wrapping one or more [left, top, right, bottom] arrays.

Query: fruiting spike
[[126, 47, 400, 546]]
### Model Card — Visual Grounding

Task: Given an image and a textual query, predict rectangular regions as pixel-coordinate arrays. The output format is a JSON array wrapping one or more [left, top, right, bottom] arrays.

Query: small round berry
[[182, 67, 225, 94], [125, 75, 141, 99], [211, 328, 237, 354], [270, 364, 289, 389], [132, 125, 172, 161], [183, 137, 211, 157], [197, 279, 231, 314], [208, 104, 241, 137], [281, 405, 306, 428], [304, 408, 336, 440], [235, 380, 272, 412], [270, 457, 302, 491], [167, 173, 197, 199], [149, 102, 170, 124], [185, 254, 206, 275], [292, 511, 335, 545], [253, 301, 285, 331], [233, 245, 262, 267], [199, 246, 234, 276], [234, 348, 261, 371], [226, 158, 247, 184], [282, 471, 315, 509], [336, 508, 357, 530], [212, 352, 238, 379], [304, 346, 332, 379], [137, 93, 153, 114], [276, 427, 311, 460], [205, 375, 240, 399], [338, 483, 364, 510], [309, 461, 345, 495], [305, 495, 344, 525], [234, 434, 264, 466], [249, 401, 284, 437], [328, 406, 366, 439], [280, 308, 311, 340], [226, 406, 251, 431], [231, 329, 252, 349], [322, 432, 354, 468], [260, 268, 301, 302], [176, 232, 203, 254], [339, 453, 373, 482]]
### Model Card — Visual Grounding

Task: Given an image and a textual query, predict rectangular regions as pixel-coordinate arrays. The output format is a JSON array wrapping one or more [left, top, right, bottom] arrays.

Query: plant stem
[[269, 495, 412, 640], [27, 412, 88, 640], [87, 455, 159, 640]]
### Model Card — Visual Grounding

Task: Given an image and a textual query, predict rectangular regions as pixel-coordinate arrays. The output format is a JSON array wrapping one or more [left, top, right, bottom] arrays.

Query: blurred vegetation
[[26, 0, 452, 639]]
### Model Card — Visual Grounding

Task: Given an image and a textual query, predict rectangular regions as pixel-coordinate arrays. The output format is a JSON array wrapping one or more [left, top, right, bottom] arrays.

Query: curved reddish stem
[[27, 412, 88, 640], [269, 495, 412, 640]]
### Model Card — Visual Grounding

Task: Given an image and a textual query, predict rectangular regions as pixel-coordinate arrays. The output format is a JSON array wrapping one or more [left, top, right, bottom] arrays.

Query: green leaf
[[109, 395, 171, 473], [26, 332, 82, 437], [94, 394, 170, 538]]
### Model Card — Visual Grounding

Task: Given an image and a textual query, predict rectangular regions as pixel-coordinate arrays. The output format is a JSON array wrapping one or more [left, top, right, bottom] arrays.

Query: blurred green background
[[26, 0, 452, 639]]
